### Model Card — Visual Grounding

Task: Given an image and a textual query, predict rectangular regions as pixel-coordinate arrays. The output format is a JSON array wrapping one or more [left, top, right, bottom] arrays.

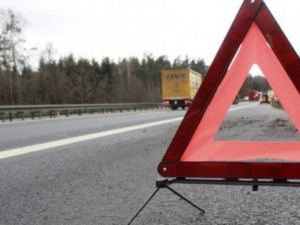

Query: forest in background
[[0, 9, 270, 105]]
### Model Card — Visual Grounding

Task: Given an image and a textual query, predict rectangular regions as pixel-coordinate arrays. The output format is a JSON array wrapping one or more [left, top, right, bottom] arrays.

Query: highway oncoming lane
[[0, 117, 182, 160], [0, 102, 259, 160]]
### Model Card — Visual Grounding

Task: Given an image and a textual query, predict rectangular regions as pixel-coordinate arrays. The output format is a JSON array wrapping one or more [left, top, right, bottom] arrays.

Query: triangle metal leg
[[127, 179, 205, 224], [164, 185, 205, 214], [127, 187, 161, 225]]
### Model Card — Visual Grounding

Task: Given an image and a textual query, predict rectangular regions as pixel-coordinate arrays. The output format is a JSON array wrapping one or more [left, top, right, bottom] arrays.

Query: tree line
[[0, 9, 269, 105], [1, 52, 209, 105], [239, 75, 271, 98]]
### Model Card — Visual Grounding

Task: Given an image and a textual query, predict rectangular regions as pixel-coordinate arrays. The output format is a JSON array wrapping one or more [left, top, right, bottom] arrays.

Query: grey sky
[[2, 0, 300, 73]]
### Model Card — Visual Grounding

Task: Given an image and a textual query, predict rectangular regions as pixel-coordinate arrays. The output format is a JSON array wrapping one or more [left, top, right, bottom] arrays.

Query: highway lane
[[0, 102, 257, 149], [0, 108, 186, 225], [0, 102, 257, 158], [0, 109, 185, 151], [216, 101, 299, 142], [1, 102, 300, 225]]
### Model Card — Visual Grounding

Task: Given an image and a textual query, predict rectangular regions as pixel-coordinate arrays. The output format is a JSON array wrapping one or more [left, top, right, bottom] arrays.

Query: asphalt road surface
[[0, 103, 300, 225]]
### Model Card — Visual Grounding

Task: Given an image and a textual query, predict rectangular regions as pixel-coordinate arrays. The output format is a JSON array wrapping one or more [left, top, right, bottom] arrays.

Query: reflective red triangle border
[[158, 0, 300, 179]]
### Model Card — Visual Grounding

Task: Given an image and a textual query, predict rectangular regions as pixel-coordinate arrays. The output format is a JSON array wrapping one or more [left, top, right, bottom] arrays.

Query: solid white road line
[[229, 103, 258, 111], [0, 117, 183, 160]]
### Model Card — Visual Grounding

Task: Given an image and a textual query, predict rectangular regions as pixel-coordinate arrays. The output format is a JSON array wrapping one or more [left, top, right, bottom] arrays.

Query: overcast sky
[[2, 0, 300, 74]]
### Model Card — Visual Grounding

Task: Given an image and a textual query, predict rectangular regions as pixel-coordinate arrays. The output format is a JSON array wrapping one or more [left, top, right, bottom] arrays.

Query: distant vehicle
[[243, 96, 249, 101], [161, 68, 202, 110], [248, 90, 260, 101], [260, 90, 274, 104], [260, 93, 270, 104], [267, 90, 275, 102]]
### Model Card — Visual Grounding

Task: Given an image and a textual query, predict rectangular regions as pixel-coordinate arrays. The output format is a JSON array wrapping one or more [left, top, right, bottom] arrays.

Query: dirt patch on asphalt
[[215, 108, 300, 142]]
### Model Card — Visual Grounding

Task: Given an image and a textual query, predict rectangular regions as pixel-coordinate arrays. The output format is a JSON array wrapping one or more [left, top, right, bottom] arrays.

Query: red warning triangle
[[158, 0, 300, 179]]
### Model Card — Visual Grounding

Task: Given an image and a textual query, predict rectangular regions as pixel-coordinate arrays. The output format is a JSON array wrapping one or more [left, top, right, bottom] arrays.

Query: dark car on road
[[260, 93, 270, 104]]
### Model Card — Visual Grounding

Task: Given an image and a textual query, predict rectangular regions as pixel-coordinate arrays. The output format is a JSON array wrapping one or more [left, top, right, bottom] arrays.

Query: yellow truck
[[161, 68, 202, 110]]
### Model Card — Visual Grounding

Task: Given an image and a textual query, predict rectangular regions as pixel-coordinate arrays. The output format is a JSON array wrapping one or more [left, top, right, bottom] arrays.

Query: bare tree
[[43, 42, 56, 63], [0, 9, 26, 104]]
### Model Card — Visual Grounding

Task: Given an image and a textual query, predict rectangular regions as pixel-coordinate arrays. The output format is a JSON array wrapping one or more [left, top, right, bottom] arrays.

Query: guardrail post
[[9, 112, 12, 122], [1, 113, 4, 122]]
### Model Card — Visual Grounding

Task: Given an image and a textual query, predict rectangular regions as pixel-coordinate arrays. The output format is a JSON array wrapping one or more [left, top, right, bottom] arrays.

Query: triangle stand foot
[[127, 178, 205, 225]]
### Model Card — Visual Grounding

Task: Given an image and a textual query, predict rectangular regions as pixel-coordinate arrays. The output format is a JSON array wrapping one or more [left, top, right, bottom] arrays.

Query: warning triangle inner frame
[[158, 0, 300, 179]]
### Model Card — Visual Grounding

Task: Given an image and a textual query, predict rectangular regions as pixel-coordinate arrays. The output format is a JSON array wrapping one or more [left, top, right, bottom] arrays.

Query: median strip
[[0, 117, 183, 160]]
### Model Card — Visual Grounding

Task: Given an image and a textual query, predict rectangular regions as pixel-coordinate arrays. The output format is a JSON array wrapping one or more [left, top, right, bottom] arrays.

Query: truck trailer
[[248, 90, 261, 101], [161, 68, 202, 110]]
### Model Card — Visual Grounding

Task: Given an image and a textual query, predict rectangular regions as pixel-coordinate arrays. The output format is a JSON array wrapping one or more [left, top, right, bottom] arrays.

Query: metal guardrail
[[0, 103, 166, 122]]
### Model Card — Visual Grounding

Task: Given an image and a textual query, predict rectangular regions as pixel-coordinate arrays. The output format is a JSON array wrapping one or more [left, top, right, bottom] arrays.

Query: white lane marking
[[138, 112, 168, 116], [229, 103, 258, 111], [0, 117, 183, 160]]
